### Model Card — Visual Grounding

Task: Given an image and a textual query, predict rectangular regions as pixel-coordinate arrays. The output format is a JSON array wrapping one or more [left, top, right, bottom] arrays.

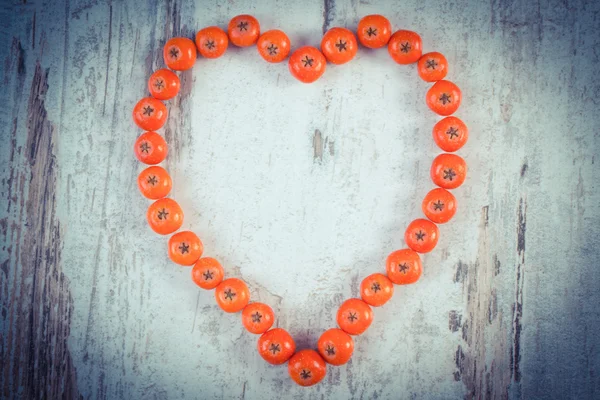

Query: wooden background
[[1, 0, 599, 399]]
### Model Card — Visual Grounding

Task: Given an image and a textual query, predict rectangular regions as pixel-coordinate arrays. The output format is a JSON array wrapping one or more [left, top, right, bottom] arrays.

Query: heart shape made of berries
[[131, 14, 468, 387]]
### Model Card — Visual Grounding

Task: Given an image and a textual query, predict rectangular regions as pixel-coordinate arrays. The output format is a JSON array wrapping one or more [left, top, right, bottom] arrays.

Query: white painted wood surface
[[1, 0, 599, 399]]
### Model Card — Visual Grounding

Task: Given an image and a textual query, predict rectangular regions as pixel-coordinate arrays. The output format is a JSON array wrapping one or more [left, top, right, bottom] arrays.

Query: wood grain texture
[[1, 0, 599, 399]]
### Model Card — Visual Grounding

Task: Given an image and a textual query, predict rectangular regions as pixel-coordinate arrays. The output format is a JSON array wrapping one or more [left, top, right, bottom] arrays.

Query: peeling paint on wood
[[1, 61, 80, 398]]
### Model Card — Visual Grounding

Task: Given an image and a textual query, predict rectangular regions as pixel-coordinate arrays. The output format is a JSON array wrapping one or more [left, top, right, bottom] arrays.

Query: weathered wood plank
[[1, 25, 80, 400], [1, 0, 599, 399]]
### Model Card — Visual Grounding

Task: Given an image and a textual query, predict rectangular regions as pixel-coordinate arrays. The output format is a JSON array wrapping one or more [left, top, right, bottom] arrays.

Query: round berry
[[134, 131, 168, 165], [257, 29, 291, 63], [137, 166, 172, 199], [321, 27, 358, 65], [288, 46, 327, 83], [432, 116, 468, 152], [404, 218, 439, 253], [431, 153, 467, 189], [214, 278, 250, 313], [360, 273, 394, 307], [168, 231, 203, 266], [195, 26, 229, 58], [148, 69, 180, 100], [257, 328, 296, 365], [418, 52, 448, 82], [191, 257, 224, 290], [385, 249, 423, 285], [422, 188, 457, 223], [228, 15, 260, 47], [357, 15, 392, 48], [388, 30, 422, 64], [426, 80, 462, 116], [147, 198, 183, 235], [242, 302, 275, 334], [317, 328, 354, 366], [288, 350, 327, 387], [132, 97, 167, 131], [163, 37, 197, 71], [336, 298, 373, 335]]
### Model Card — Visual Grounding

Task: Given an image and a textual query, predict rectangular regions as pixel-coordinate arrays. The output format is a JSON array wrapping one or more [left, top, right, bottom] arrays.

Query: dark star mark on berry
[[426, 59, 438, 69], [446, 127, 459, 139], [147, 175, 158, 185], [325, 345, 335, 355], [157, 208, 169, 220], [439, 93, 452, 105], [443, 169, 456, 181], [415, 230, 426, 241], [371, 282, 381, 292], [269, 343, 281, 354], [252, 312, 262, 323], [169, 47, 180, 59], [224, 288, 236, 301], [267, 43, 278, 55], [154, 79, 165, 90], [400, 42, 411, 53], [366, 27, 377, 37], [300, 370, 312, 380], [142, 105, 154, 116], [237, 21, 249, 31], [348, 312, 358, 322], [205, 40, 215, 50], [335, 40, 347, 51], [302, 55, 314, 67], [140, 142, 151, 153], [203, 270, 214, 280], [179, 242, 189, 254], [433, 200, 444, 211], [399, 263, 409, 274]]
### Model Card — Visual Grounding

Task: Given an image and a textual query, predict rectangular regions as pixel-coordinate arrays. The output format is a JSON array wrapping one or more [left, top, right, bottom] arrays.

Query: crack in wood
[[323, 0, 334, 34], [452, 206, 513, 398], [312, 129, 334, 163], [510, 197, 526, 384]]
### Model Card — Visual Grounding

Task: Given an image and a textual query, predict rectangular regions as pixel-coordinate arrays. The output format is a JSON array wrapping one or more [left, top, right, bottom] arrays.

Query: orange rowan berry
[[132, 97, 167, 131], [147, 198, 183, 235], [134, 131, 167, 165], [257, 29, 291, 63], [321, 27, 358, 65], [386, 249, 423, 285], [426, 80, 462, 116], [257, 328, 296, 365], [168, 231, 203, 266], [432, 116, 468, 152], [417, 52, 448, 82], [317, 328, 354, 366], [215, 278, 249, 313], [288, 350, 327, 387], [422, 188, 457, 224], [431, 153, 467, 189], [191, 257, 224, 289], [336, 298, 373, 335], [228, 15, 260, 47], [148, 69, 180, 100], [242, 302, 274, 334], [388, 30, 422, 64], [137, 166, 172, 199], [163, 37, 197, 70], [288, 46, 326, 83], [405, 218, 439, 253], [195, 26, 229, 58], [357, 15, 391, 48], [360, 273, 394, 307]]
